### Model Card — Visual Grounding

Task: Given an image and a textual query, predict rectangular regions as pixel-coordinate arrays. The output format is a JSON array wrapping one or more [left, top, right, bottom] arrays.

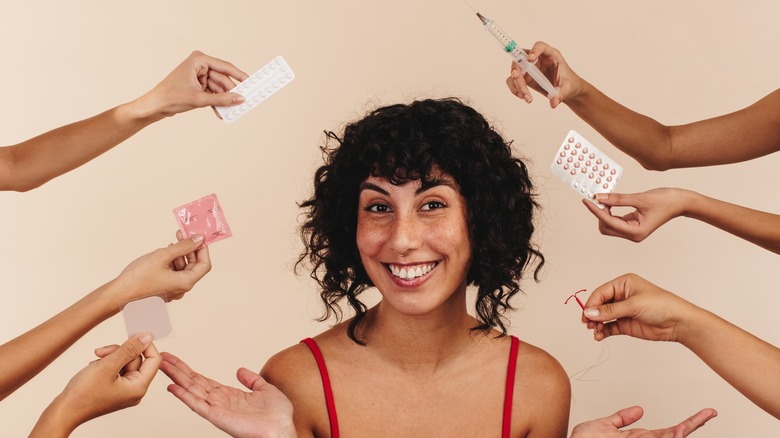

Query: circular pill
[[250, 77, 259, 84], [226, 113, 235, 120], [563, 164, 570, 170], [578, 155, 584, 161], [606, 176, 613, 182], [603, 183, 609, 189], [592, 166, 598, 171], [567, 157, 573, 163], [573, 182, 580, 189], [260, 91, 268, 98], [286, 73, 293, 79], [589, 153, 595, 159], [574, 162, 580, 168], [575, 142, 582, 148], [595, 178, 602, 184], [275, 58, 283, 66], [603, 164, 609, 170], [559, 151, 566, 157], [556, 158, 562, 164], [253, 95, 261, 102], [280, 76, 288, 84], [596, 158, 603, 164], [585, 160, 591, 166], [241, 104, 249, 111], [570, 169, 576, 175], [599, 170, 605, 177], [266, 86, 273, 92], [571, 150, 577, 156], [580, 168, 587, 174], [588, 172, 594, 179], [610, 169, 617, 175], [568, 137, 574, 143], [582, 148, 589, 154], [263, 67, 271, 75]]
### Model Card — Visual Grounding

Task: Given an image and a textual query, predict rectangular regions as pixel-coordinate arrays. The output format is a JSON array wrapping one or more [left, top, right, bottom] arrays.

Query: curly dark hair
[[297, 98, 544, 344]]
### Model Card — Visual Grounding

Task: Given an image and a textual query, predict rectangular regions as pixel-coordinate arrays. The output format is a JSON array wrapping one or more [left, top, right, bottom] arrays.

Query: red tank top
[[301, 335, 520, 438]]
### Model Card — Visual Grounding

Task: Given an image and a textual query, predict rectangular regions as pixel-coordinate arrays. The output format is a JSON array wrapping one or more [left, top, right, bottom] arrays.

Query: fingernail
[[524, 94, 532, 103], [232, 95, 245, 103], [191, 234, 204, 245], [138, 332, 153, 343], [584, 308, 599, 318], [595, 193, 608, 201]]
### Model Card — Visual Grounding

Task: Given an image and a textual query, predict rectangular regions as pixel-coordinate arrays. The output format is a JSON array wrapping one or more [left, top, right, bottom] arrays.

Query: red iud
[[565, 289, 586, 310]]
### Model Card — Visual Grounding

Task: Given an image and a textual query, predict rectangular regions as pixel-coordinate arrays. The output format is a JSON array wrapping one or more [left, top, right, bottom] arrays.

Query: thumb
[[607, 405, 644, 428], [201, 92, 245, 108], [165, 234, 204, 258], [583, 298, 635, 322], [594, 192, 637, 208], [105, 333, 153, 371], [236, 367, 265, 391]]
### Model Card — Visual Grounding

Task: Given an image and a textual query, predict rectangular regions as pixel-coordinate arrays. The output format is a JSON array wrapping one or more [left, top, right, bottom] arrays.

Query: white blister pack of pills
[[215, 55, 295, 123], [551, 130, 623, 207]]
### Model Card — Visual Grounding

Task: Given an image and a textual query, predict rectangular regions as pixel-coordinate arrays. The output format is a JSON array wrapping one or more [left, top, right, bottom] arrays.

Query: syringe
[[476, 12, 558, 98]]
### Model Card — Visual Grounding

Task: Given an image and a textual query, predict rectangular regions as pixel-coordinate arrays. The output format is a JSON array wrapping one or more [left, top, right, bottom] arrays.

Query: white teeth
[[389, 263, 434, 280]]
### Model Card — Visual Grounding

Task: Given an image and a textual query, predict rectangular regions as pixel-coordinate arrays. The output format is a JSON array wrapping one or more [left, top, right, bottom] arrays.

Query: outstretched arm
[[571, 406, 717, 438], [506, 41, 780, 170], [0, 51, 248, 192], [583, 273, 780, 419], [0, 233, 210, 401], [582, 188, 780, 254]]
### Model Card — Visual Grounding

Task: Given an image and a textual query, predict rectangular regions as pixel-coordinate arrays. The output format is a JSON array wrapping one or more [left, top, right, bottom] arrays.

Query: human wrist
[[31, 396, 80, 438], [117, 91, 168, 125]]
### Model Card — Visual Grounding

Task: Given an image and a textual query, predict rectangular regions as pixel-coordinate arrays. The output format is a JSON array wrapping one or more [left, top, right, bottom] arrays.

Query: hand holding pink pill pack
[[122, 193, 233, 341]]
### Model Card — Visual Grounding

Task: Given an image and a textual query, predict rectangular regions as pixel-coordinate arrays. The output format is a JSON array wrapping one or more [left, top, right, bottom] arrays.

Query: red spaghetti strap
[[301, 338, 340, 438], [502, 336, 520, 438]]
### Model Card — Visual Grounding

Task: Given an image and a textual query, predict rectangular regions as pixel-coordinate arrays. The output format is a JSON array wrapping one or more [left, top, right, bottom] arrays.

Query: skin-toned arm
[[582, 273, 780, 419], [505, 41, 780, 170], [0, 232, 210, 401], [581, 188, 780, 254], [30, 334, 161, 438], [571, 406, 717, 438], [0, 51, 248, 192], [160, 352, 296, 438]]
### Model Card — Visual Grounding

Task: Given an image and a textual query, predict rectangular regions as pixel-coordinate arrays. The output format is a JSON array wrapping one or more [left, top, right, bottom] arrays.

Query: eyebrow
[[358, 178, 457, 196]]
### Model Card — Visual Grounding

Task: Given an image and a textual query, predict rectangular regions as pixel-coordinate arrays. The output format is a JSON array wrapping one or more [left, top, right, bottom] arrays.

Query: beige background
[[1, 0, 778, 436]]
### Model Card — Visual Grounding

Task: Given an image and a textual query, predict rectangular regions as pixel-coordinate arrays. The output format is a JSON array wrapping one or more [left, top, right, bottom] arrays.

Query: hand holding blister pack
[[551, 130, 623, 208], [214, 55, 295, 123]]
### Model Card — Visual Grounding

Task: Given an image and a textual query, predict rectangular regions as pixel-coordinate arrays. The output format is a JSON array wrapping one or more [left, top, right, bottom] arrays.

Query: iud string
[[565, 289, 586, 310]]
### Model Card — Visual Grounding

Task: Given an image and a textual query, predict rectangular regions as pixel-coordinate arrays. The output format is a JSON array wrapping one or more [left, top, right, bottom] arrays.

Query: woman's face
[[356, 171, 472, 316]]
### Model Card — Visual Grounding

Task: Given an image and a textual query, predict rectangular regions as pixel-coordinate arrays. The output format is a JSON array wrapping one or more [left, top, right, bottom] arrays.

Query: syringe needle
[[476, 12, 488, 25], [462, 0, 477, 14]]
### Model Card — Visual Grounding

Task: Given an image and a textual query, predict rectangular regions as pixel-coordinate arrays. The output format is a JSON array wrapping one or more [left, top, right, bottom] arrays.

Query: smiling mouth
[[385, 262, 438, 280]]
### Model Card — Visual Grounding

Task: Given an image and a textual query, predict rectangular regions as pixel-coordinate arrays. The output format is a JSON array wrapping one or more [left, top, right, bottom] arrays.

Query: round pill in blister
[[563, 164, 570, 170], [606, 176, 613, 182], [280, 76, 287, 84], [263, 67, 271, 75], [580, 168, 587, 174], [596, 158, 603, 165], [603, 164, 609, 170], [595, 178, 602, 184], [574, 162, 580, 168], [281, 65, 289, 72], [592, 166, 598, 172], [556, 158, 562, 165], [599, 170, 605, 177], [251, 76, 259, 84], [570, 169, 576, 176], [272, 81, 280, 88], [567, 157, 573, 163], [582, 148, 589, 154], [575, 142, 581, 148], [588, 173, 594, 179], [559, 151, 566, 157], [585, 160, 591, 166], [589, 153, 596, 159], [226, 113, 235, 120], [578, 155, 584, 161], [241, 104, 249, 111], [573, 182, 580, 189], [568, 137, 574, 143], [571, 150, 577, 156], [275, 58, 283, 66], [564, 144, 570, 150], [610, 169, 617, 175], [260, 91, 268, 98], [286, 73, 293, 79], [254, 95, 261, 103], [603, 183, 609, 189]]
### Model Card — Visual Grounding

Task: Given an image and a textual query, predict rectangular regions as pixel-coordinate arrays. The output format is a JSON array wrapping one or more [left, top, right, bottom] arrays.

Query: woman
[[261, 98, 570, 437]]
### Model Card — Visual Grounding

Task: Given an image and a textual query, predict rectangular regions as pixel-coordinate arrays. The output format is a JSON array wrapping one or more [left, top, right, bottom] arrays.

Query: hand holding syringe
[[475, 12, 559, 98]]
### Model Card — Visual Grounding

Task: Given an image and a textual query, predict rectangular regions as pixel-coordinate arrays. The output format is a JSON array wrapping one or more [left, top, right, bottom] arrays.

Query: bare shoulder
[[512, 339, 571, 437], [260, 330, 344, 437]]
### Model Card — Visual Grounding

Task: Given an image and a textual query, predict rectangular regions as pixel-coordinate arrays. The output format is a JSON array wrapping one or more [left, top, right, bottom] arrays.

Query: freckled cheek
[[356, 220, 385, 257]]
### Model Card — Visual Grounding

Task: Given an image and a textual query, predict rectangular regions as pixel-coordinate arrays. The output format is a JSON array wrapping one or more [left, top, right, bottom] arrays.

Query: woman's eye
[[366, 203, 390, 213], [421, 201, 446, 211]]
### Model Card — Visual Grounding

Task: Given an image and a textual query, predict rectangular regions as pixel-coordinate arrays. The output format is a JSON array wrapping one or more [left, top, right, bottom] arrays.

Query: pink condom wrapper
[[172, 193, 233, 246]]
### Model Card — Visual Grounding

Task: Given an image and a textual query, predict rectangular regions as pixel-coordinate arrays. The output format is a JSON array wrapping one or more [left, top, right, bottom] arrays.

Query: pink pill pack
[[550, 130, 624, 208], [172, 193, 233, 247]]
